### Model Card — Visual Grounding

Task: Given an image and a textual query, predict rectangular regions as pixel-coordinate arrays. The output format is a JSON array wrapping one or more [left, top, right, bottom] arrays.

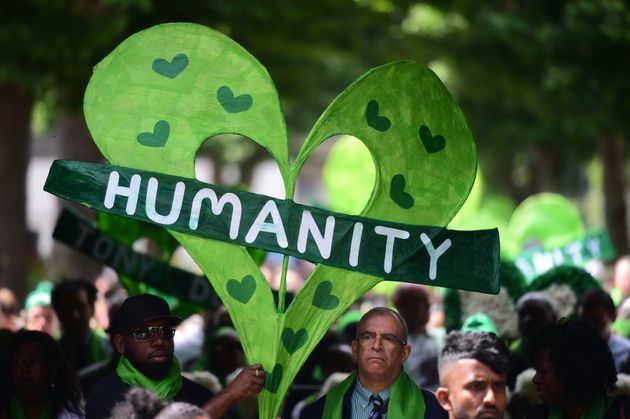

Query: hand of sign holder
[[44, 23, 500, 418]]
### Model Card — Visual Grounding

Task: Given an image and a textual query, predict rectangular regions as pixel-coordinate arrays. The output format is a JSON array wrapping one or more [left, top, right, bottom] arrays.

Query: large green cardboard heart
[[82, 23, 478, 418]]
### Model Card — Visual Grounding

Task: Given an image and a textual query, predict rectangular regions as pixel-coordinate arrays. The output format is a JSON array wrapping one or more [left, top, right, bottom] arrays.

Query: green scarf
[[548, 395, 615, 419], [116, 355, 183, 400], [322, 370, 426, 418], [9, 398, 52, 419]]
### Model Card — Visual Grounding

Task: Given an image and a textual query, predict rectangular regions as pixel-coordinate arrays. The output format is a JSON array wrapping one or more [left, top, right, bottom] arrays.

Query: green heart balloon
[[82, 23, 478, 418], [507, 193, 585, 254]]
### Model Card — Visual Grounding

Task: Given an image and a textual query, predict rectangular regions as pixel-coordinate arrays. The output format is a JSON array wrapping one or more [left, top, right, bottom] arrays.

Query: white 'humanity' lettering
[[102, 171, 452, 278]]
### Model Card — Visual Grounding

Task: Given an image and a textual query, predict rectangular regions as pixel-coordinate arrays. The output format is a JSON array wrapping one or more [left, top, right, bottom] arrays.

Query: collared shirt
[[350, 377, 391, 419], [608, 333, 630, 371]]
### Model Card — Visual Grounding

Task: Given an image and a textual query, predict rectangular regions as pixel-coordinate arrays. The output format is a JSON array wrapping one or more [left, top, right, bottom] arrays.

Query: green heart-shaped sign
[[390, 174, 414, 209], [281, 327, 308, 354], [264, 363, 283, 393], [137, 120, 170, 147], [227, 275, 256, 304], [419, 124, 446, 153], [72, 23, 483, 418], [152, 53, 189, 79], [365, 100, 391, 131], [312, 281, 340, 310], [217, 85, 253, 113]]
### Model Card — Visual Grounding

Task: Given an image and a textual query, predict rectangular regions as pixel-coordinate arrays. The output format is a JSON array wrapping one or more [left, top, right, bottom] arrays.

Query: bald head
[[357, 307, 408, 343]]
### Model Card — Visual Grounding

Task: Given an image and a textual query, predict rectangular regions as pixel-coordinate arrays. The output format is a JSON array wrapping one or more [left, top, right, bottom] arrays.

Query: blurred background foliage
[[1, 0, 630, 297]]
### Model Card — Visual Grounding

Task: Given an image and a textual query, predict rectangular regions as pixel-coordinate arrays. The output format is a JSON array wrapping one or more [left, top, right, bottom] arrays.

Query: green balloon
[[507, 193, 585, 254]]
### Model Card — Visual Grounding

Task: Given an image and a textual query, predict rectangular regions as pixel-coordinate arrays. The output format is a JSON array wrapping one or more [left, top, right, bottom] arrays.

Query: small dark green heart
[[281, 327, 308, 354], [226, 275, 256, 304], [419, 125, 446, 153], [137, 120, 170, 147], [365, 99, 391, 132], [264, 363, 283, 393], [390, 174, 414, 209], [217, 86, 253, 113], [152, 53, 189, 79], [312, 281, 340, 310]]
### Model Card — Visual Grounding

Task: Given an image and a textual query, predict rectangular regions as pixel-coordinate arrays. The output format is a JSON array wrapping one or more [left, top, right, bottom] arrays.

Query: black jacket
[[85, 372, 213, 419], [299, 383, 447, 419]]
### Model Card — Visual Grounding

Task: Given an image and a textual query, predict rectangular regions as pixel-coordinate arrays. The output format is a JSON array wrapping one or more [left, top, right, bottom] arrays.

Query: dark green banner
[[45, 160, 500, 293], [515, 228, 616, 281], [53, 208, 222, 308]]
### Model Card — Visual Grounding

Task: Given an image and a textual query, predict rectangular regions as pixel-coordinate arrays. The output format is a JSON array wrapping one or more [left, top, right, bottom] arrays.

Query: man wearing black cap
[[86, 294, 264, 419]]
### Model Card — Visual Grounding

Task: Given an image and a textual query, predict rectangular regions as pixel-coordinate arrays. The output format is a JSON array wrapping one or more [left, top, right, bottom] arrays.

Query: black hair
[[51, 278, 98, 310], [579, 287, 616, 318], [439, 331, 509, 374], [527, 319, 617, 402], [0, 330, 82, 416], [357, 307, 409, 343]]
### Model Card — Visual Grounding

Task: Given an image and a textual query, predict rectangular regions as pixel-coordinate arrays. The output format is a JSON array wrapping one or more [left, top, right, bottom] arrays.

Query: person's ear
[[401, 343, 411, 363], [435, 386, 453, 411], [113, 334, 126, 355], [351, 339, 358, 362]]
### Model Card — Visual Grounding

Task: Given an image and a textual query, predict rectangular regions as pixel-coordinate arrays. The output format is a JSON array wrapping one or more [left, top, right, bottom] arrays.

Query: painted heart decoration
[[77, 23, 478, 418]]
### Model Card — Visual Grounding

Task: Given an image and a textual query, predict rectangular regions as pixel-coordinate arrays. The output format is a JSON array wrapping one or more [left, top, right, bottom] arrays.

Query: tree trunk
[[599, 135, 629, 256], [0, 84, 33, 300], [528, 145, 560, 195], [47, 111, 105, 281]]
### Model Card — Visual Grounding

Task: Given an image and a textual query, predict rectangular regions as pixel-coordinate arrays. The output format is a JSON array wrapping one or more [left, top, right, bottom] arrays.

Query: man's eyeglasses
[[357, 331, 406, 347], [126, 325, 176, 342]]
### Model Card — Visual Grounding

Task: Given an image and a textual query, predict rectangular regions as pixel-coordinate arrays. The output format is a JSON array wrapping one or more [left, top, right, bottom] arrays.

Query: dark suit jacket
[[299, 380, 447, 419]]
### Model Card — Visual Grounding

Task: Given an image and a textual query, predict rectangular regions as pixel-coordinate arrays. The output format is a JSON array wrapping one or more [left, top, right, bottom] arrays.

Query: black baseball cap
[[108, 294, 181, 334]]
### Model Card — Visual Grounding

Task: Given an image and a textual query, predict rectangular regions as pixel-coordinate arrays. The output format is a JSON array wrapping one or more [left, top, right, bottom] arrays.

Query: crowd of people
[[2, 256, 630, 418]]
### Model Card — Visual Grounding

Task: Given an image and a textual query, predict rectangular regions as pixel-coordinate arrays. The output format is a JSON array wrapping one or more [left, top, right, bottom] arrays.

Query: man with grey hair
[[436, 331, 509, 419], [300, 307, 447, 418]]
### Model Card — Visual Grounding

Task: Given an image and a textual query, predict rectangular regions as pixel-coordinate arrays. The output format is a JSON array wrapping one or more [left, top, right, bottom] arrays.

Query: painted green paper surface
[[45, 160, 499, 292], [46, 23, 492, 418], [53, 208, 221, 308]]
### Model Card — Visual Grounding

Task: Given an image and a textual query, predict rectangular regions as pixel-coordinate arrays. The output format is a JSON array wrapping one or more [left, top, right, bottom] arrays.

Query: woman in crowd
[[0, 330, 83, 419], [527, 319, 630, 418]]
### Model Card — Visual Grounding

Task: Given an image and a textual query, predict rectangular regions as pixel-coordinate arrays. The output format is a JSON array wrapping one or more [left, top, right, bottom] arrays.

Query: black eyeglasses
[[357, 331, 406, 346], [126, 325, 176, 342]]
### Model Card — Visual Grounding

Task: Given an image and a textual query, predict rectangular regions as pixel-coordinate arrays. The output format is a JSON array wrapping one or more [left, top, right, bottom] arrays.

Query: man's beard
[[125, 349, 173, 379], [453, 407, 501, 419]]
